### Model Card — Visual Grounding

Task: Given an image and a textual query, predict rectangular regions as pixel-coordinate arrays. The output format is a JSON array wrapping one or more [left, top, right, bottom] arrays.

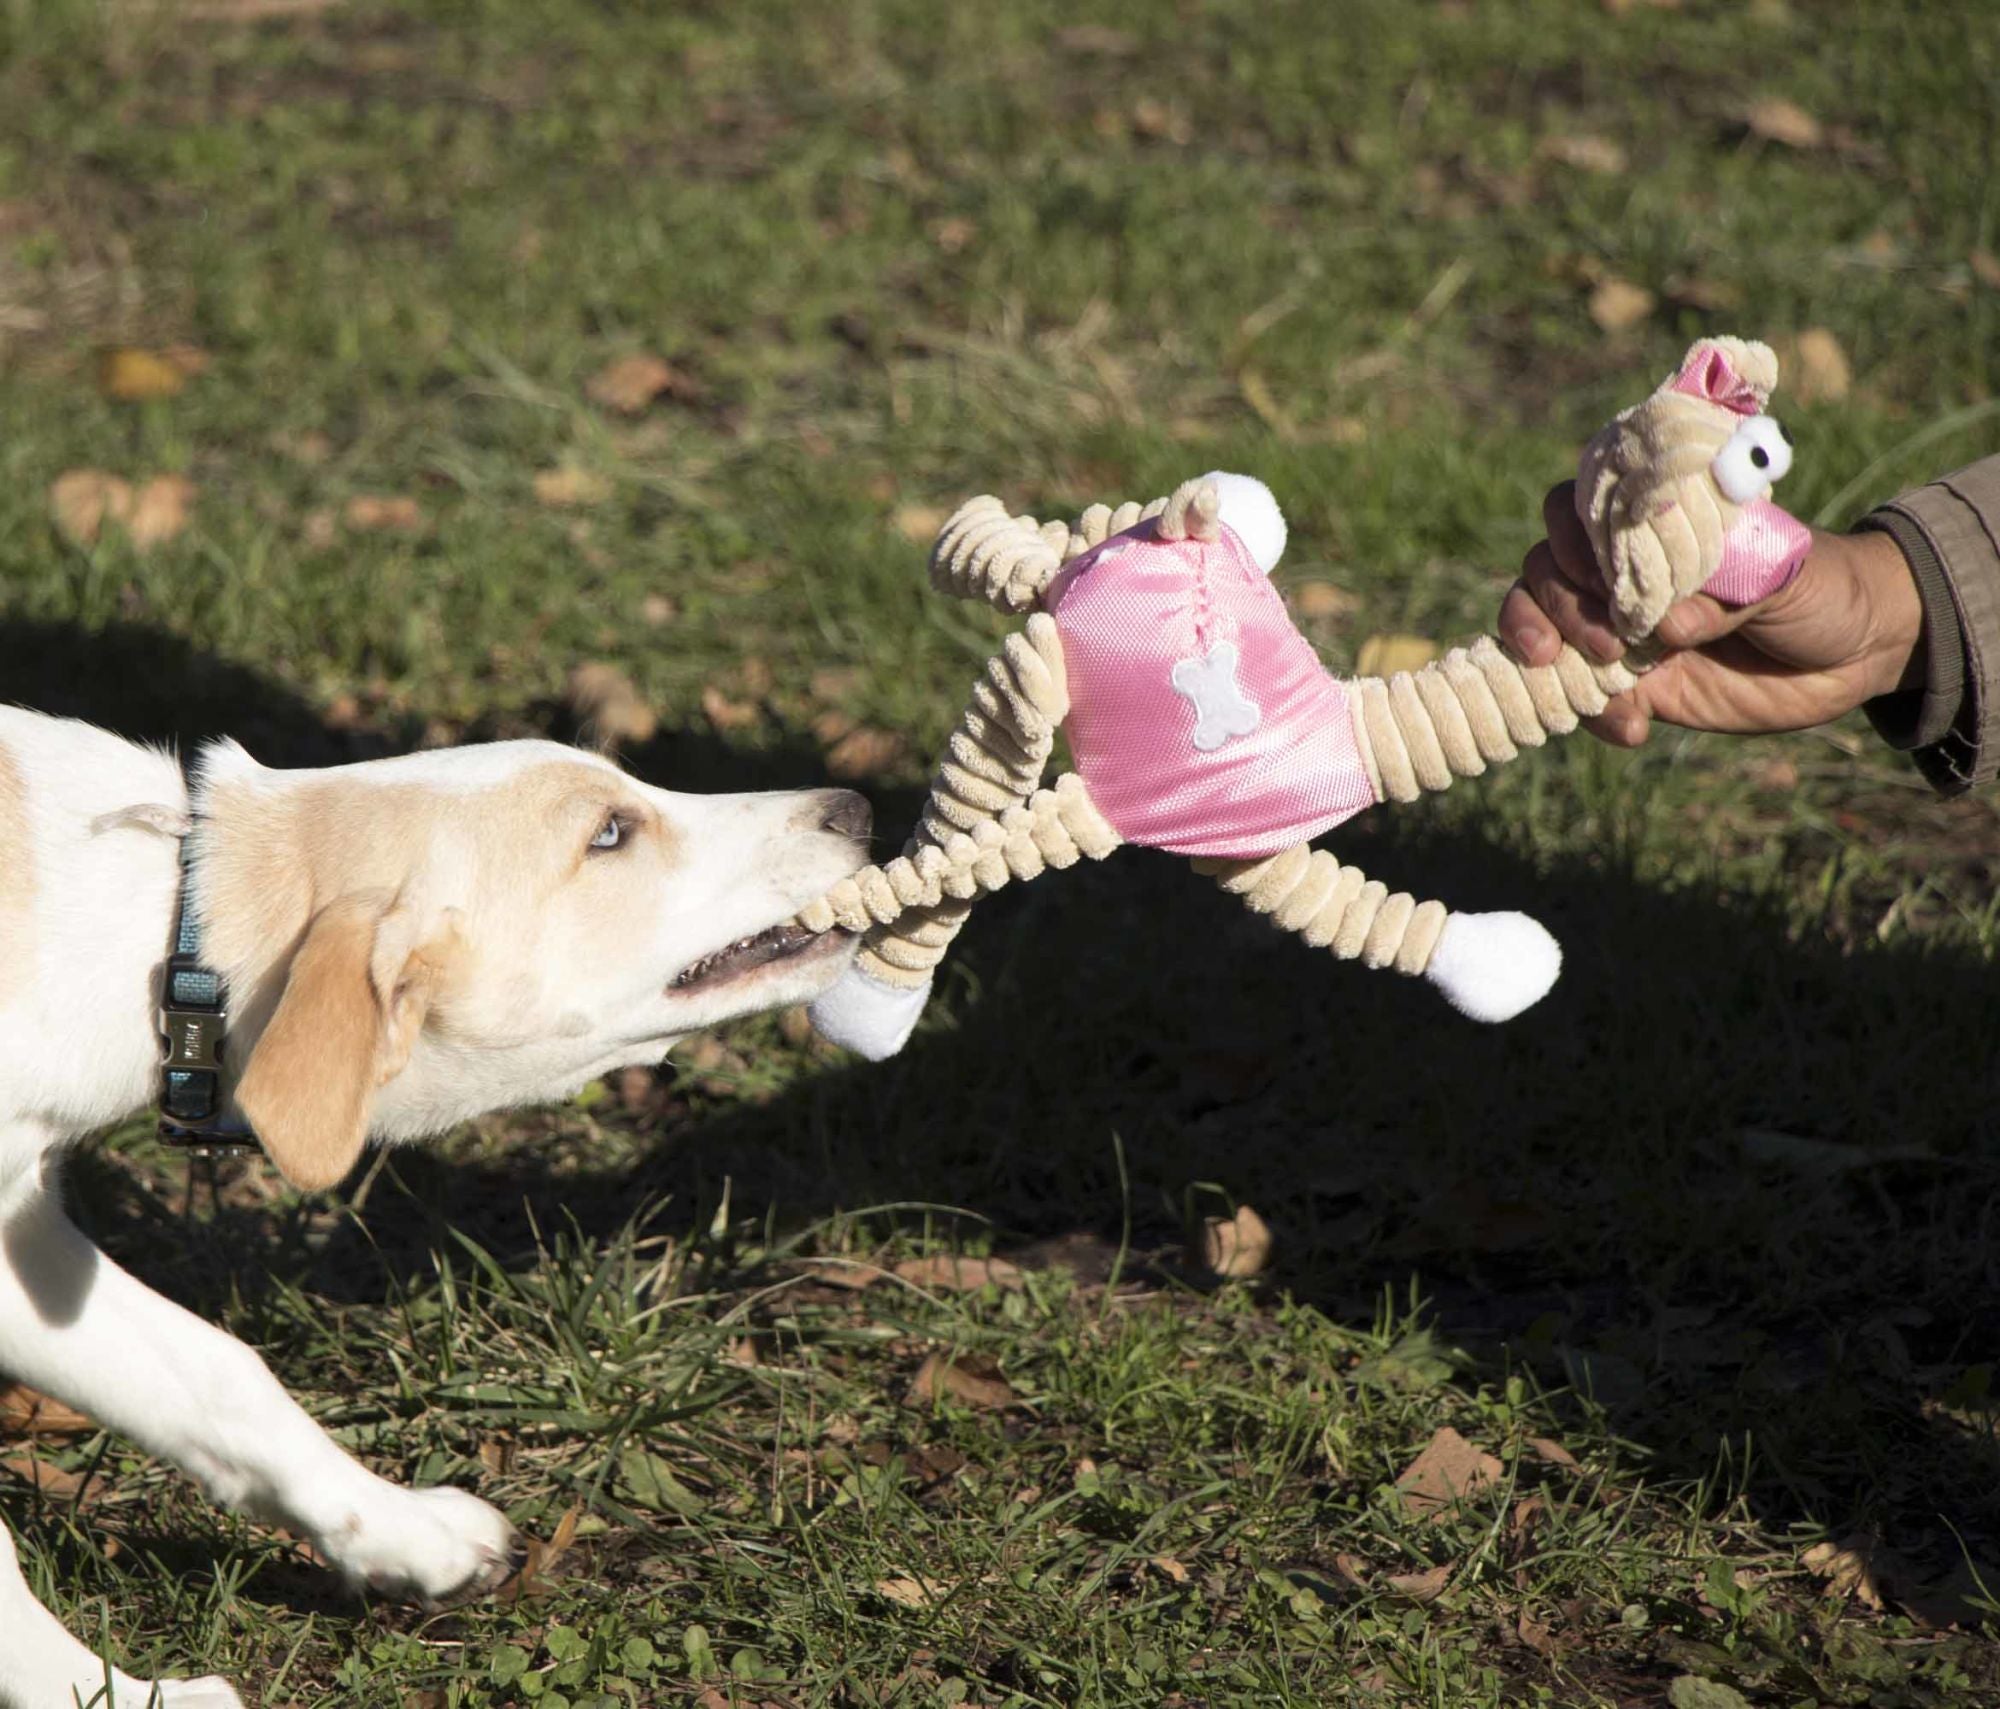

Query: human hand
[[1500, 481, 1926, 746]]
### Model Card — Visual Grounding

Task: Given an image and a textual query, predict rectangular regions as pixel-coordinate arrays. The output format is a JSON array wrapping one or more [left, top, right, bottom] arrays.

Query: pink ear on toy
[[1667, 341, 1766, 417]]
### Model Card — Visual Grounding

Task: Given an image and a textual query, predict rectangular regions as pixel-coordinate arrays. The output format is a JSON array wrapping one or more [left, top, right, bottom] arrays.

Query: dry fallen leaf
[[1385, 1562, 1453, 1602], [533, 466, 612, 509], [700, 683, 761, 732], [584, 352, 702, 414], [1526, 1435, 1578, 1469], [49, 470, 192, 550], [1, 1453, 93, 1500], [126, 475, 195, 548], [810, 666, 861, 703], [0, 1384, 91, 1438], [641, 592, 678, 626], [1354, 633, 1439, 677], [1131, 97, 1191, 145], [273, 427, 334, 465], [1973, 250, 2000, 290], [1332, 1552, 1371, 1590], [812, 708, 858, 745], [49, 469, 131, 547], [1199, 1204, 1272, 1278], [566, 662, 658, 747], [1588, 278, 1656, 333], [894, 1255, 1026, 1292], [930, 217, 978, 254], [1509, 1494, 1547, 1547], [1801, 1536, 1887, 1611], [1744, 96, 1823, 149], [1292, 580, 1359, 621], [98, 345, 204, 402], [1539, 133, 1628, 175], [825, 725, 904, 779], [1788, 326, 1852, 402], [1516, 1610, 1555, 1653], [892, 503, 948, 545], [1396, 1426, 1503, 1518], [344, 493, 425, 533], [875, 1575, 945, 1607], [906, 1351, 1016, 1411], [1152, 1555, 1190, 1584], [494, 1503, 579, 1604]]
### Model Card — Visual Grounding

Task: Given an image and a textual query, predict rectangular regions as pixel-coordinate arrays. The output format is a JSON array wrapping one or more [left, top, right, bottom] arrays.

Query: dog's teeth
[[672, 920, 819, 992]]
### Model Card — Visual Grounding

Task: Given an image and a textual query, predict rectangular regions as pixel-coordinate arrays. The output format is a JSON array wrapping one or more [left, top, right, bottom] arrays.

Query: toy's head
[[1577, 336, 1803, 638]]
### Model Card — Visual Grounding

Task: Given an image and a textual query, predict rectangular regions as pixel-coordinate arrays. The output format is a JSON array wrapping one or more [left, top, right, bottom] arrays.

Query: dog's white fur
[[0, 706, 866, 1707]]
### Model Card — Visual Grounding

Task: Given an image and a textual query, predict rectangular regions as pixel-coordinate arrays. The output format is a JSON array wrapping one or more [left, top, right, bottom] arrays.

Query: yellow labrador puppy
[[0, 705, 868, 1707]]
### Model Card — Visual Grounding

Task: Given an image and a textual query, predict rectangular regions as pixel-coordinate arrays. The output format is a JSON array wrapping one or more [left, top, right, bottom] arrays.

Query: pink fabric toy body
[[1049, 523, 1376, 860]]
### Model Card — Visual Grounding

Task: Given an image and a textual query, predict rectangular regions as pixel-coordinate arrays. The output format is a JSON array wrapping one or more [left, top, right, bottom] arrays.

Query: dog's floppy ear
[[236, 891, 459, 1192]]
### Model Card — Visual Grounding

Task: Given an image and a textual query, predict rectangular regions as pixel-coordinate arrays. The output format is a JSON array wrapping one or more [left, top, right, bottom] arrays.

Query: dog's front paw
[[322, 1482, 519, 1604], [148, 1677, 249, 1708]]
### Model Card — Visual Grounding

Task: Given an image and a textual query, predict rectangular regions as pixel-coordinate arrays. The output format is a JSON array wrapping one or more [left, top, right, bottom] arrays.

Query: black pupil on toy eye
[[1750, 445, 1770, 470]]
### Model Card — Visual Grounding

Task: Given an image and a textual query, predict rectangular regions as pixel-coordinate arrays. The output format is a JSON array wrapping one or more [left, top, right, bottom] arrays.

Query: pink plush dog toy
[[800, 336, 1806, 1059]]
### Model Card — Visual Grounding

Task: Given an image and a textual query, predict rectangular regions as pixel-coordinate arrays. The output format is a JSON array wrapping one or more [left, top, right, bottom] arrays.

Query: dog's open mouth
[[669, 921, 831, 993]]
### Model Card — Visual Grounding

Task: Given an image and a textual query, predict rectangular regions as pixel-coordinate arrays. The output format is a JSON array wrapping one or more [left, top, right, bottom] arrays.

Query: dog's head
[[190, 739, 868, 1190]]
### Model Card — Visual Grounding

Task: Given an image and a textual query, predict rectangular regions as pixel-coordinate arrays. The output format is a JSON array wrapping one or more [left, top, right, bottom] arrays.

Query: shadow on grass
[[20, 614, 1999, 1600]]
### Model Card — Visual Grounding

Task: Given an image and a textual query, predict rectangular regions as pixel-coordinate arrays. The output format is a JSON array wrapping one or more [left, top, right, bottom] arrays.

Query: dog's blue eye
[[590, 814, 625, 851]]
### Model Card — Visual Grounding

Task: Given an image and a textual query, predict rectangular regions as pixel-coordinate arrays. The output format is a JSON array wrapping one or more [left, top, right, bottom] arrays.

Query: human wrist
[[1839, 527, 1926, 699]]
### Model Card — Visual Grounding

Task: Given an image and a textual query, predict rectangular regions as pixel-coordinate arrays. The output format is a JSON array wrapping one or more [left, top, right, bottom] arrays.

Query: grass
[[3, 0, 2000, 1703]]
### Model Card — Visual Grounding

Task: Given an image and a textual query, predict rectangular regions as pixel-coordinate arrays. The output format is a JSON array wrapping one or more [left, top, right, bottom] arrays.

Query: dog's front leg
[[0, 1515, 246, 1709], [0, 1161, 517, 1699]]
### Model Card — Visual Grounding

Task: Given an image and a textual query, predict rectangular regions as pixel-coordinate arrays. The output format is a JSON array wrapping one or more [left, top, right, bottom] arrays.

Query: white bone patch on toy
[[1171, 641, 1261, 750]]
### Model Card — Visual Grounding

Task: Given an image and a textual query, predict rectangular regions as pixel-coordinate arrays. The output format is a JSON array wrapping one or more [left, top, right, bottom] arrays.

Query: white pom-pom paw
[[1199, 470, 1288, 574], [1423, 911, 1562, 1023], [807, 964, 933, 1060]]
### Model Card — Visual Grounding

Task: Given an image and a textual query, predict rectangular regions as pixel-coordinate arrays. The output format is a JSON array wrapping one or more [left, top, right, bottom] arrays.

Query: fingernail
[[1510, 625, 1544, 662]]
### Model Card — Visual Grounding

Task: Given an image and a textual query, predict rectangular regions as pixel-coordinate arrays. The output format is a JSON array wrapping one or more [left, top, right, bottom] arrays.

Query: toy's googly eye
[[1710, 415, 1793, 504]]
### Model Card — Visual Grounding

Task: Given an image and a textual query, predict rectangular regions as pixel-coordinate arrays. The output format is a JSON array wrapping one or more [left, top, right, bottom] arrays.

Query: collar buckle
[[157, 835, 259, 1157]]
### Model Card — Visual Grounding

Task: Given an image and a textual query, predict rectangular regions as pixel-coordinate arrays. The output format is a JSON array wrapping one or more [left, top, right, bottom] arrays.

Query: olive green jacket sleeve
[[1860, 454, 2000, 793]]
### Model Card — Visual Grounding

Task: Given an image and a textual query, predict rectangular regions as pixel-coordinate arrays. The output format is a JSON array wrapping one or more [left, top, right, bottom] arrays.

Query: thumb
[[1652, 591, 1743, 650], [1653, 536, 1828, 652]]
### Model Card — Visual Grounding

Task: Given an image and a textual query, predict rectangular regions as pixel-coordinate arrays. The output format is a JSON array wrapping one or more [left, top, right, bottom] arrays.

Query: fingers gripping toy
[[799, 337, 1806, 1060]]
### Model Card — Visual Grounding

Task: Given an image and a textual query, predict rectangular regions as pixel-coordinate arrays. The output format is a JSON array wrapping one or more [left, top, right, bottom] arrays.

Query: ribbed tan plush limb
[[1193, 846, 1451, 975], [797, 772, 1123, 987], [1350, 635, 1641, 805], [928, 491, 1173, 610], [795, 616, 1112, 988]]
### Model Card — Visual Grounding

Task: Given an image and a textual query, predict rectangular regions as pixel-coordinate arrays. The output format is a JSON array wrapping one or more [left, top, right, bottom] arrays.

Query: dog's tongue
[[1704, 498, 1811, 606]]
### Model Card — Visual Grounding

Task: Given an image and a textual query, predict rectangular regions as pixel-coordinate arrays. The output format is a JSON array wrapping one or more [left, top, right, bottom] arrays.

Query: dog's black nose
[[815, 789, 872, 841]]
